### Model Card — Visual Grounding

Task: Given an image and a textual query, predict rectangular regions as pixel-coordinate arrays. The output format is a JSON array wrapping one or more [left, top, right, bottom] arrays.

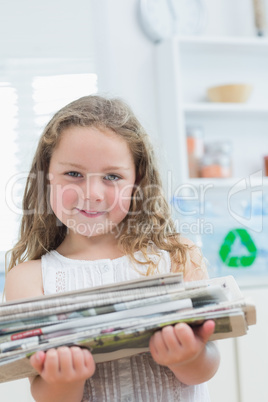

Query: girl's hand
[[149, 320, 215, 369], [30, 346, 95, 384]]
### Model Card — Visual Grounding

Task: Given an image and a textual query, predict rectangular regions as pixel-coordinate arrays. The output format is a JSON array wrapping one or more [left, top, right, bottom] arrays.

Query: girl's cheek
[[111, 187, 133, 215], [50, 185, 82, 213], [118, 198, 132, 215], [61, 188, 80, 208]]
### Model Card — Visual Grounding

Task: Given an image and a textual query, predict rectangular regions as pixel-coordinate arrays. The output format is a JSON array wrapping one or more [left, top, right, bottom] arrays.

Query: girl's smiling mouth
[[76, 209, 106, 218]]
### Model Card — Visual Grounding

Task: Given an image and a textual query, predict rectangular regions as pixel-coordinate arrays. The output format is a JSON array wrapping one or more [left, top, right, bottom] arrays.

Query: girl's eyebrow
[[59, 162, 85, 170], [59, 162, 131, 171]]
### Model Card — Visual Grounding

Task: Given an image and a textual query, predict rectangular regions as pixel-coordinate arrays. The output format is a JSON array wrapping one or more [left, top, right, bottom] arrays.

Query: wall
[[90, 0, 160, 145], [0, 0, 93, 59]]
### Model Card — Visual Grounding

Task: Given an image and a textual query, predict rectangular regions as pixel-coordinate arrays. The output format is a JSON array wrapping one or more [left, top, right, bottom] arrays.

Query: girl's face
[[48, 126, 136, 239]]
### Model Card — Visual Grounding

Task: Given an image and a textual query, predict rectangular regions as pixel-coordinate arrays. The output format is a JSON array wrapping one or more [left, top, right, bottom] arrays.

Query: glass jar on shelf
[[200, 140, 232, 178], [201, 153, 232, 178]]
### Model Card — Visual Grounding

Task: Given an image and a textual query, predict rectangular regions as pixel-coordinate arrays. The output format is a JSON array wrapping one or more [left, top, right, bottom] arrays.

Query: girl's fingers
[[82, 349, 96, 377], [149, 331, 164, 361], [162, 325, 183, 350], [71, 346, 84, 371], [150, 326, 177, 364], [42, 348, 60, 377], [56, 347, 74, 377], [151, 329, 169, 353], [150, 322, 215, 368], [30, 346, 95, 383], [174, 323, 195, 346], [70, 346, 95, 378], [194, 320, 215, 343], [29, 351, 46, 373]]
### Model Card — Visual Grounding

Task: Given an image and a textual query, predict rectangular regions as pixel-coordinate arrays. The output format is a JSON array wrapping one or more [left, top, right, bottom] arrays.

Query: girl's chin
[[66, 222, 120, 238]]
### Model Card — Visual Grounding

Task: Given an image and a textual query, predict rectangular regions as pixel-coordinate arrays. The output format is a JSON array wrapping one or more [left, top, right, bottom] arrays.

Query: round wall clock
[[138, 0, 174, 42], [138, 0, 207, 42], [168, 0, 207, 35]]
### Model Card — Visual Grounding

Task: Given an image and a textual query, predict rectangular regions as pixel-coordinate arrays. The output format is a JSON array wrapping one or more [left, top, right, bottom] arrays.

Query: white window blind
[[0, 58, 97, 291]]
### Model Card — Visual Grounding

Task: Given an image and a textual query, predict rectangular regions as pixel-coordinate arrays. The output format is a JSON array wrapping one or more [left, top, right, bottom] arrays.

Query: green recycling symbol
[[219, 228, 257, 268]]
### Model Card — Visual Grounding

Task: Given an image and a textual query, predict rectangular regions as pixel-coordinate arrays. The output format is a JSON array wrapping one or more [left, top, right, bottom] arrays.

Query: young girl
[[5, 95, 220, 402]]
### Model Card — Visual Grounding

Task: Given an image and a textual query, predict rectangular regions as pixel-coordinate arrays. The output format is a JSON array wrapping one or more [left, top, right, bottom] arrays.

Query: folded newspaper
[[0, 273, 256, 383]]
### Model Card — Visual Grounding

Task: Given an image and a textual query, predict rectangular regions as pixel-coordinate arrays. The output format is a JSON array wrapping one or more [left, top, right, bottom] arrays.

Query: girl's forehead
[[51, 125, 136, 168], [58, 125, 125, 145]]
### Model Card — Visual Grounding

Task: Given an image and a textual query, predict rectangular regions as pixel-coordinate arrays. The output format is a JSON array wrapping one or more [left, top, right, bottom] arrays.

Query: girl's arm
[[5, 261, 95, 402]]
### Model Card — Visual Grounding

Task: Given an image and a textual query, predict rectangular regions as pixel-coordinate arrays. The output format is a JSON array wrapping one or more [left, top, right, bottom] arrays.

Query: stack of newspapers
[[0, 273, 256, 383]]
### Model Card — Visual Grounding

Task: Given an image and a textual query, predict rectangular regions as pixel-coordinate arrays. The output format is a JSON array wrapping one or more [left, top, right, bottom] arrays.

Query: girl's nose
[[82, 176, 104, 202]]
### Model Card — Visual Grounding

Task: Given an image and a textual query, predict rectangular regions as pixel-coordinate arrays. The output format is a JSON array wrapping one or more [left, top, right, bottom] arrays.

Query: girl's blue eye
[[66, 171, 82, 178], [105, 174, 120, 181]]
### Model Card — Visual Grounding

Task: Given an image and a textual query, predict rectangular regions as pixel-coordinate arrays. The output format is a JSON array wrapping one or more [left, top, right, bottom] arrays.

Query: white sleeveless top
[[41, 249, 210, 402]]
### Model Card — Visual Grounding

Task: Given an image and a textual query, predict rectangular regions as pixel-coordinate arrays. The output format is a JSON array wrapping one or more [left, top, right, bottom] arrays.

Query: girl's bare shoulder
[[5, 260, 43, 301]]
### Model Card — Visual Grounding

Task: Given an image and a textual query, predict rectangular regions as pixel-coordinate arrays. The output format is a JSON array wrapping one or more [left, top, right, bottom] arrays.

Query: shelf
[[155, 37, 268, 189], [180, 176, 268, 189], [184, 103, 268, 115], [174, 35, 268, 50]]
